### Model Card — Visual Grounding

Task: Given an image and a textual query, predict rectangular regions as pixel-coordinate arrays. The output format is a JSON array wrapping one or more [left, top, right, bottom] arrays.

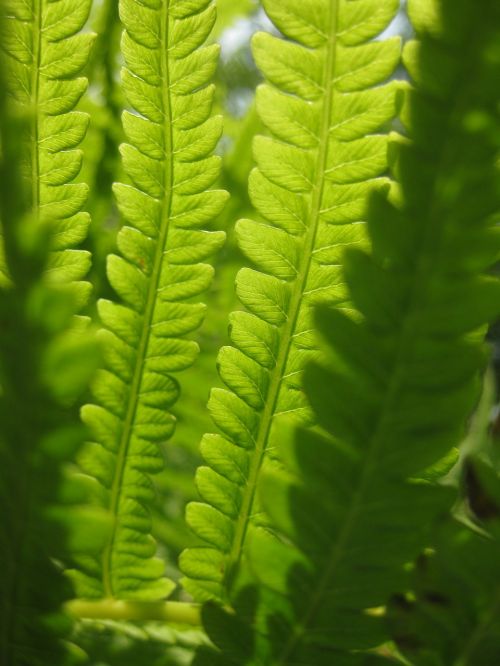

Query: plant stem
[[65, 599, 201, 626]]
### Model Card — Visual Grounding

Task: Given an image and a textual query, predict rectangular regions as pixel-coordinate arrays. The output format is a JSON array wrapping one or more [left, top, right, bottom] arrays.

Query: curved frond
[[193, 0, 500, 661], [74, 0, 226, 601], [0, 0, 95, 305], [181, 0, 401, 602]]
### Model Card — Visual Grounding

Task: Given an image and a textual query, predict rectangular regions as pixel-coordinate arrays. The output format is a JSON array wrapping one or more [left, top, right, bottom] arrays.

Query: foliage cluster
[[0, 0, 499, 664]]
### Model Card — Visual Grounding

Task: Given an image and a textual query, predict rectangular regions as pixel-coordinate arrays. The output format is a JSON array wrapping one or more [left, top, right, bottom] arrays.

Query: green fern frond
[[181, 0, 402, 602], [0, 0, 95, 306], [388, 454, 500, 665], [73, 0, 226, 602], [193, 0, 500, 661], [0, 75, 100, 665], [73, 618, 208, 666]]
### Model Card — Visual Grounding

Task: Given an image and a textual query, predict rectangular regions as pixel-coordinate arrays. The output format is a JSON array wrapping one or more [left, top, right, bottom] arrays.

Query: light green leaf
[[0, 0, 94, 301], [182, 0, 401, 603], [74, 0, 226, 602]]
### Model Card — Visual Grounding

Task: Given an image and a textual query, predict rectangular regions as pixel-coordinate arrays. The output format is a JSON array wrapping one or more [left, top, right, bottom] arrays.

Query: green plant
[[0, 54, 103, 664], [181, 0, 401, 604], [0, 0, 499, 664]]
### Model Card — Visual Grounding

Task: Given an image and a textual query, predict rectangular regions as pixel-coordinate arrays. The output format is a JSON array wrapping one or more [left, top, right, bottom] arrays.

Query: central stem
[[31, 0, 42, 221]]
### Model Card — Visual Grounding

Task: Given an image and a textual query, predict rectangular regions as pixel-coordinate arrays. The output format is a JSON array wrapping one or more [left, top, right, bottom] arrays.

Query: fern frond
[[73, 618, 208, 666], [0, 0, 95, 305], [388, 454, 500, 665], [0, 78, 100, 665], [181, 0, 401, 602], [193, 0, 500, 661], [387, 373, 500, 664], [74, 0, 226, 601]]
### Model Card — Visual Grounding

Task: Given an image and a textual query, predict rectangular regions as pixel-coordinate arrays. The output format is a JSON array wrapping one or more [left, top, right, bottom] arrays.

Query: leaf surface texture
[[182, 0, 401, 603], [194, 0, 500, 661], [0, 76, 101, 664], [74, 0, 226, 601], [0, 0, 95, 304]]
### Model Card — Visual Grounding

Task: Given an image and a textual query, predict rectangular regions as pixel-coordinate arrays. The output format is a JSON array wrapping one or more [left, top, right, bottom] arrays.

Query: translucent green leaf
[[0, 0, 94, 302], [182, 0, 401, 603], [75, 0, 226, 602]]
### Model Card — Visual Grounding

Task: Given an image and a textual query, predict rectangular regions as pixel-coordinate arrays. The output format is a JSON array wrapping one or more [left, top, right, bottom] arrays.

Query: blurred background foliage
[[74, 621, 209, 665]]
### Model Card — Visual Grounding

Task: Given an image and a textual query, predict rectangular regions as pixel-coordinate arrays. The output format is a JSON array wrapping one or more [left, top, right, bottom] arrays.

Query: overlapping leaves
[[388, 448, 500, 665], [195, 0, 500, 662], [182, 0, 402, 604], [0, 75, 100, 666]]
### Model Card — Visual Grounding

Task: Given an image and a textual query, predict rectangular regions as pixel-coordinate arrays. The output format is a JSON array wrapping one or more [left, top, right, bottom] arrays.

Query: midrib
[[102, 0, 174, 597], [223, 3, 340, 596], [31, 0, 42, 221]]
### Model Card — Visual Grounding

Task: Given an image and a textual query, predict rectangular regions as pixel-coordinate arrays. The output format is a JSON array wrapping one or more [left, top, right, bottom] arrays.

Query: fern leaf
[[248, 0, 500, 659], [193, 0, 500, 661], [388, 457, 500, 666], [73, 619, 209, 666], [0, 74, 100, 665], [0, 0, 95, 305], [74, 0, 226, 601], [181, 0, 401, 602]]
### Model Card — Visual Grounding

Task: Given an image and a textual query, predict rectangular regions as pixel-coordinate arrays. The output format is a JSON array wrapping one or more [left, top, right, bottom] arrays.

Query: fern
[[73, 619, 208, 666], [74, 0, 226, 602], [193, 0, 500, 661], [2, 0, 500, 659], [181, 0, 402, 602], [388, 459, 500, 665], [0, 0, 95, 306], [0, 75, 100, 665], [388, 379, 500, 664]]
